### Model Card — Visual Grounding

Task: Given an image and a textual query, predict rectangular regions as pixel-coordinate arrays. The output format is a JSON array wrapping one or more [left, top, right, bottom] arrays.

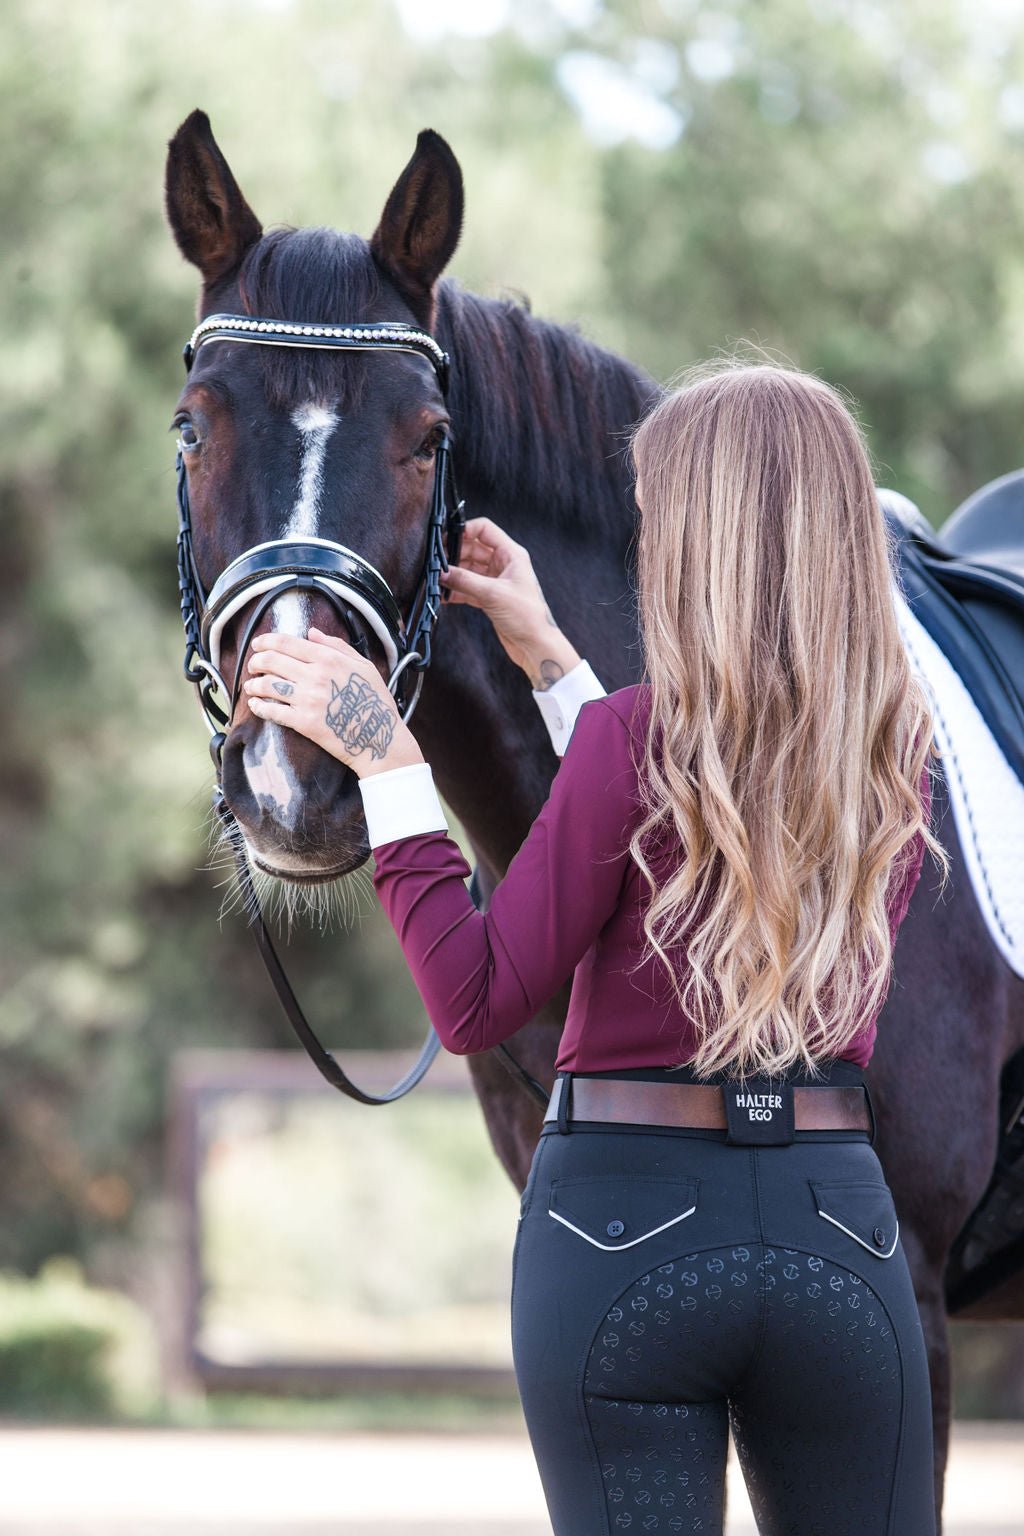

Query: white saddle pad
[[894, 587, 1024, 978]]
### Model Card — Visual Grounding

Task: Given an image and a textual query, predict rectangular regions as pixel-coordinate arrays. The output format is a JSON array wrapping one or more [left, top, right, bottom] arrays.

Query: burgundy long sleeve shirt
[[366, 683, 930, 1072]]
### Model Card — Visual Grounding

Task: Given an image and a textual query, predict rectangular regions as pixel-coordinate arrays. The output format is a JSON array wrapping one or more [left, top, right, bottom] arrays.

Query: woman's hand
[[243, 629, 424, 778], [440, 516, 582, 690]]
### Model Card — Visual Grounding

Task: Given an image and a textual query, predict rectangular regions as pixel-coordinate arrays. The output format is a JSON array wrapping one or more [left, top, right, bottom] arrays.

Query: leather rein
[[175, 311, 462, 1105]]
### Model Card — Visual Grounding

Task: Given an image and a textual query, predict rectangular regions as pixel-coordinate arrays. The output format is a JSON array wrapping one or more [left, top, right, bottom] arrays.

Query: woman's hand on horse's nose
[[242, 629, 423, 776]]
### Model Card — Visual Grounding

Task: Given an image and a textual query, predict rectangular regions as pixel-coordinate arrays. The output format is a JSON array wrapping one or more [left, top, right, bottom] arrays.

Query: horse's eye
[[415, 427, 445, 463], [175, 418, 202, 451]]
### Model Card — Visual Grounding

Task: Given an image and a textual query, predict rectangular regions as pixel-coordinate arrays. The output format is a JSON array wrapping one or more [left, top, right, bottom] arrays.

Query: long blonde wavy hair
[[628, 361, 948, 1079]]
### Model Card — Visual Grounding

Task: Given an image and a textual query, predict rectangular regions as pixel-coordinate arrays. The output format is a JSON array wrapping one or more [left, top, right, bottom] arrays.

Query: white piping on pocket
[[817, 1210, 900, 1259], [548, 1205, 697, 1252]]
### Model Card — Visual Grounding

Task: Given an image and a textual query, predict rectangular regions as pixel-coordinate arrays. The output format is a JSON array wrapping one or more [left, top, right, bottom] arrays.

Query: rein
[[175, 311, 462, 1105]]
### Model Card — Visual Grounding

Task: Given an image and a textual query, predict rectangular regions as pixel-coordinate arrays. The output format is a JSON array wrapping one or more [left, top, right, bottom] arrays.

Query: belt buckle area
[[723, 1078, 796, 1145]]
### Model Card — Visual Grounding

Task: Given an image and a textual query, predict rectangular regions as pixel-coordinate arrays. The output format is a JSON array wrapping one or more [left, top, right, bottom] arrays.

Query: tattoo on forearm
[[325, 673, 396, 760], [272, 680, 295, 697], [535, 658, 565, 692]]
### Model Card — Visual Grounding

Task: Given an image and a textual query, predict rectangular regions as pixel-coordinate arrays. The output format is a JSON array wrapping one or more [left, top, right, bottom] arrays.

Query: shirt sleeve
[[358, 760, 449, 847], [531, 658, 608, 757], [361, 697, 638, 1055]]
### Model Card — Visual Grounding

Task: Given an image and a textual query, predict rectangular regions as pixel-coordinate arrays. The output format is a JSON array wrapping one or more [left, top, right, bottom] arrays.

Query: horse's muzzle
[[220, 719, 369, 878]]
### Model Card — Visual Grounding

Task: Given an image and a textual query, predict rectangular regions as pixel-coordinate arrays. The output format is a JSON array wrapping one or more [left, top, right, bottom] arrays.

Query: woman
[[244, 362, 946, 1535]]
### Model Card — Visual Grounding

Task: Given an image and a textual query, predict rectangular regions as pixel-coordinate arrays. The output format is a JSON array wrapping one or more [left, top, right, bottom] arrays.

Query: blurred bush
[[952, 1321, 1024, 1419], [196, 1087, 519, 1369], [0, 1259, 158, 1418]]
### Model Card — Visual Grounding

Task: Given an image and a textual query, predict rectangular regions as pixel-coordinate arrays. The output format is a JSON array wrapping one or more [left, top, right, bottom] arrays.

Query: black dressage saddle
[[883, 477, 1024, 1312], [880, 474, 1024, 787]]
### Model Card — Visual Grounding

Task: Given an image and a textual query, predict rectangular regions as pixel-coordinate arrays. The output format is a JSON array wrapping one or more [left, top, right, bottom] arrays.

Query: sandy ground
[[0, 1421, 1020, 1534]]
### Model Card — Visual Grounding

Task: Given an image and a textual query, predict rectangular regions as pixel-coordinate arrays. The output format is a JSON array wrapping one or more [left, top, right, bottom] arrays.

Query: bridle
[[174, 310, 463, 1105], [176, 312, 465, 770], [175, 311, 548, 1111]]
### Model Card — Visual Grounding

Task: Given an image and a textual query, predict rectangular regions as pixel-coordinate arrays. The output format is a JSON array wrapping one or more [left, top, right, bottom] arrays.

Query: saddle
[[880, 476, 1024, 787], [883, 477, 1024, 1312]]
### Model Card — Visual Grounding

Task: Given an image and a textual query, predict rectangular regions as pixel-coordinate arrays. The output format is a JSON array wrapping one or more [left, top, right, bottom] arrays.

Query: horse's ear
[[165, 110, 262, 288], [371, 130, 464, 316]]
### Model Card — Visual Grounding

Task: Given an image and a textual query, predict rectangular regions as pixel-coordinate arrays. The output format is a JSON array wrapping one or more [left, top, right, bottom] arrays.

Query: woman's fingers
[[250, 632, 312, 660], [306, 626, 362, 655], [459, 518, 527, 571], [246, 695, 291, 724], [245, 628, 372, 713], [239, 625, 421, 774], [451, 537, 504, 580], [249, 629, 363, 664], [462, 515, 518, 547], [439, 564, 497, 609], [439, 515, 551, 659], [246, 648, 307, 680], [453, 526, 534, 584], [245, 673, 299, 702]]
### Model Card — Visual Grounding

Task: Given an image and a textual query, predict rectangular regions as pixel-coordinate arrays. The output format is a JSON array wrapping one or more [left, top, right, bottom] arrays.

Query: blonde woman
[[244, 362, 944, 1535]]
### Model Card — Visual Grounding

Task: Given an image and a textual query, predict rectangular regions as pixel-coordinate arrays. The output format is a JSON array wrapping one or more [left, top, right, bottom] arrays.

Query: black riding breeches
[[511, 1108, 936, 1535]]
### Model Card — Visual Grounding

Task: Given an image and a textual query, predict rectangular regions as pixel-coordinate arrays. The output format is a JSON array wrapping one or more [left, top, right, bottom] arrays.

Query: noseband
[[173, 311, 466, 1105], [176, 312, 465, 771]]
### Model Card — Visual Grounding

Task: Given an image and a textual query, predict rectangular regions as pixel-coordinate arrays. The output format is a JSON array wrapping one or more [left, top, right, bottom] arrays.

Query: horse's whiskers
[[204, 809, 373, 936], [245, 860, 370, 934]]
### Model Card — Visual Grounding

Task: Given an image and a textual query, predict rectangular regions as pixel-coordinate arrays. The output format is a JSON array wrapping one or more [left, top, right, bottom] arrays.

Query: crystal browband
[[183, 312, 450, 389]]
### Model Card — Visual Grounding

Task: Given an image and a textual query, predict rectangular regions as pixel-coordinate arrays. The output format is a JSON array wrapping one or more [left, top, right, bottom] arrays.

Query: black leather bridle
[[177, 312, 464, 765], [174, 311, 465, 1104]]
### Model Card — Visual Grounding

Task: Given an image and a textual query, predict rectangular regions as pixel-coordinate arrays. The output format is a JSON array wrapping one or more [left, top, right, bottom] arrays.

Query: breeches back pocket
[[811, 1179, 900, 1258], [547, 1175, 699, 1252]]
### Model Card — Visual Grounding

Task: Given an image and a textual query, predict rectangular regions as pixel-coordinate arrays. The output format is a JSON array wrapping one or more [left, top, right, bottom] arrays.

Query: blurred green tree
[[565, 0, 1024, 513]]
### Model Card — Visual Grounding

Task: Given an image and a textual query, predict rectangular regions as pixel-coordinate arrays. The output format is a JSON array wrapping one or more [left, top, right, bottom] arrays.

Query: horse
[[164, 110, 1024, 1520]]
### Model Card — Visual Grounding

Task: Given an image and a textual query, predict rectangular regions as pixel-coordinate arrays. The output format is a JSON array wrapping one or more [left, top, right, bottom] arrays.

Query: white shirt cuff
[[358, 761, 449, 849], [532, 658, 608, 756]]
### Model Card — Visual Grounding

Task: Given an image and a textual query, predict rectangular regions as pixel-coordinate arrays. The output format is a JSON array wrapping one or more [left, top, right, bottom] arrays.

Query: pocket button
[[873, 1227, 887, 1248], [607, 1220, 626, 1238]]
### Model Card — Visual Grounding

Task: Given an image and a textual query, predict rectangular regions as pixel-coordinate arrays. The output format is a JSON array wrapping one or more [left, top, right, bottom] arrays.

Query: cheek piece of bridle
[[174, 312, 467, 1106]]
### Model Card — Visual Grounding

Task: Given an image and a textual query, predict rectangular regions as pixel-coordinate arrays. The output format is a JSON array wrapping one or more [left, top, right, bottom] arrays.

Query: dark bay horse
[[165, 110, 1024, 1517]]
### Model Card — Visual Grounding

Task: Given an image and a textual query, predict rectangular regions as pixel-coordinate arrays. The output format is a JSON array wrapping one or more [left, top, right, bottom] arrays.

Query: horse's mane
[[437, 282, 658, 534], [236, 225, 658, 533]]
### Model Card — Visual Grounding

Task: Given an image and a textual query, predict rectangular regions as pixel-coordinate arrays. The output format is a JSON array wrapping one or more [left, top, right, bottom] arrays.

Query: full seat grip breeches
[[511, 1125, 936, 1536]]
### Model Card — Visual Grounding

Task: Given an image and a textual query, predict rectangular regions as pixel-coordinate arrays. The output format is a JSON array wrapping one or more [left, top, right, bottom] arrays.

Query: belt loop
[[557, 1071, 574, 1135], [864, 1079, 878, 1146]]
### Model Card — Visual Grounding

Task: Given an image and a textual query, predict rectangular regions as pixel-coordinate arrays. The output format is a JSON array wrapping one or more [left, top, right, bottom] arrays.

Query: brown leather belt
[[543, 1077, 871, 1133]]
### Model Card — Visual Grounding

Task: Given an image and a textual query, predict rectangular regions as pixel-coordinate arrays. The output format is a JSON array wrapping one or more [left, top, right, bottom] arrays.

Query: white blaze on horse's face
[[277, 402, 339, 635], [243, 402, 339, 831]]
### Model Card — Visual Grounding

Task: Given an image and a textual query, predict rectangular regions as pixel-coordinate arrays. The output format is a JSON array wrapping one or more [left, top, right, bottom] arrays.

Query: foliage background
[[2, 0, 1023, 1412]]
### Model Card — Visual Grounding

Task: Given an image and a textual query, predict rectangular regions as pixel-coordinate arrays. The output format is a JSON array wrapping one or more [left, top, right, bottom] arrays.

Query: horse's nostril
[[223, 722, 360, 827], [216, 722, 367, 880]]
